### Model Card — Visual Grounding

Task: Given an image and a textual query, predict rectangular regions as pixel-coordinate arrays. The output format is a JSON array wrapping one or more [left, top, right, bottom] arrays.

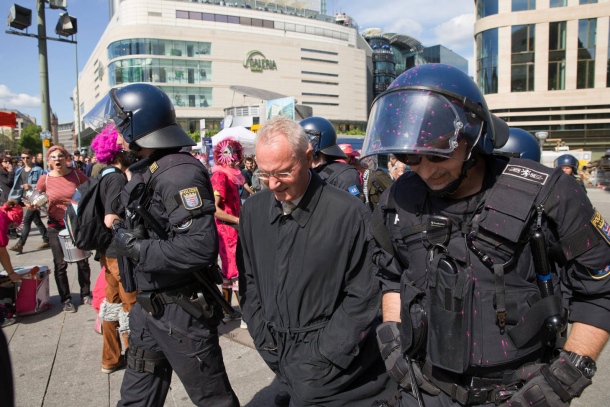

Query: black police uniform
[[314, 161, 364, 200], [238, 170, 395, 406], [118, 152, 239, 407], [374, 156, 610, 407]]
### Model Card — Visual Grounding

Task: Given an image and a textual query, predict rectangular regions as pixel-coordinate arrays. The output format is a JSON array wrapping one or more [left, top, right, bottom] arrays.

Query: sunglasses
[[21, 156, 30, 159], [49, 154, 66, 160], [396, 154, 451, 166]]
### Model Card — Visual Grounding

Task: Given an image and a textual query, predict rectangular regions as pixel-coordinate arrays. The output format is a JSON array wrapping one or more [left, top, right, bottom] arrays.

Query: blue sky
[[0, 0, 473, 126]]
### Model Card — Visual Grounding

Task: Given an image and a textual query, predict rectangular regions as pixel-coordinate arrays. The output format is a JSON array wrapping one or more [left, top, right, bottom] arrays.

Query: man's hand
[[500, 351, 592, 407], [113, 228, 142, 263], [8, 272, 20, 282]]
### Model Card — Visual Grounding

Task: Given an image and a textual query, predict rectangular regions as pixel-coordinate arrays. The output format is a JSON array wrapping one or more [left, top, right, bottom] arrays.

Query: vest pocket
[[426, 254, 474, 373]]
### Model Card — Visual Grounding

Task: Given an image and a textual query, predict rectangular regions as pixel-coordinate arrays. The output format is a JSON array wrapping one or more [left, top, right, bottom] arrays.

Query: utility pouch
[[426, 251, 474, 373], [136, 292, 164, 316]]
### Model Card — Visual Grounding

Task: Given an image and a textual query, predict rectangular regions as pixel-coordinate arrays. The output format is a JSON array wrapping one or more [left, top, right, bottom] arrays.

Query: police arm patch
[[177, 218, 193, 230], [179, 187, 203, 210], [586, 264, 610, 280], [591, 210, 610, 244], [348, 185, 360, 196], [502, 165, 548, 185]]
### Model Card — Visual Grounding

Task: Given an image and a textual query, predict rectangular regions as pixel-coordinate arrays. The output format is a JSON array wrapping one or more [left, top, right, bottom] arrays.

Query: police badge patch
[[591, 210, 610, 244], [502, 165, 548, 185], [179, 187, 203, 210], [587, 264, 610, 280], [348, 185, 360, 196]]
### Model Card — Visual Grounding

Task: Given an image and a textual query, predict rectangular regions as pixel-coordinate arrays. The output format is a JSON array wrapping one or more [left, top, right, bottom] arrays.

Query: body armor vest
[[376, 157, 565, 374]]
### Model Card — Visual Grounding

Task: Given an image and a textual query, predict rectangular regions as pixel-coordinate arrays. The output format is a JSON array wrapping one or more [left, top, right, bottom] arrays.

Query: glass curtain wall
[[476, 28, 499, 94], [476, 0, 498, 19]]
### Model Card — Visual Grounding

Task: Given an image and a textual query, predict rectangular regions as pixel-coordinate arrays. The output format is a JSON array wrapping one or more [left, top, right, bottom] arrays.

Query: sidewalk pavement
[[3, 187, 610, 406], [3, 229, 281, 406]]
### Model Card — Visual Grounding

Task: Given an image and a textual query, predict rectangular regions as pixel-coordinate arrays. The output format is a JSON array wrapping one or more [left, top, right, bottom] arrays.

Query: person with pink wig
[[211, 138, 244, 321], [91, 124, 136, 374]]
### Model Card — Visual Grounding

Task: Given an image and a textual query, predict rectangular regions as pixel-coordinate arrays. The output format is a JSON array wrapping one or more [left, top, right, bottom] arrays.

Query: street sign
[[43, 139, 51, 147], [39, 131, 52, 140]]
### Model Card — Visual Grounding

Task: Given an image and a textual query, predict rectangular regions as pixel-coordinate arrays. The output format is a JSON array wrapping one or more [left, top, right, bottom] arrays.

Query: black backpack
[[64, 166, 121, 251]]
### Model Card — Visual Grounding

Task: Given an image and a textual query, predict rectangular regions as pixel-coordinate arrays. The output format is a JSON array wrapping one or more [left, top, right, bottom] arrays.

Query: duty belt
[[267, 320, 329, 336], [423, 362, 521, 405]]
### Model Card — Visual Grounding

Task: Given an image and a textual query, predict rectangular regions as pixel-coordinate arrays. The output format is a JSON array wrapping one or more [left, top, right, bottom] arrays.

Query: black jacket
[[238, 171, 391, 406]]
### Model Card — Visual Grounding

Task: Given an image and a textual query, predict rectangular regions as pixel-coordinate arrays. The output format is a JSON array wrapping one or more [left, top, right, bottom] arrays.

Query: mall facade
[[475, 0, 610, 156], [76, 0, 372, 137]]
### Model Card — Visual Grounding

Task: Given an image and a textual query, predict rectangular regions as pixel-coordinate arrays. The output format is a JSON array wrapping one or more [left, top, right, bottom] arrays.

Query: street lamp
[[5, 0, 77, 169]]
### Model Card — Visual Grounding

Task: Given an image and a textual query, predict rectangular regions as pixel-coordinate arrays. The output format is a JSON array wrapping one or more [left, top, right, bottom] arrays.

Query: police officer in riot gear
[[555, 154, 586, 191], [300, 116, 364, 200], [84, 83, 239, 407], [362, 64, 610, 407], [494, 127, 541, 162]]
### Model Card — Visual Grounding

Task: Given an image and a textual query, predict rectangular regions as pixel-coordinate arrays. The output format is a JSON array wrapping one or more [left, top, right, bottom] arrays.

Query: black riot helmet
[[83, 83, 195, 150], [361, 63, 509, 161], [554, 154, 579, 174], [300, 116, 347, 159], [359, 63, 509, 196], [494, 127, 541, 162]]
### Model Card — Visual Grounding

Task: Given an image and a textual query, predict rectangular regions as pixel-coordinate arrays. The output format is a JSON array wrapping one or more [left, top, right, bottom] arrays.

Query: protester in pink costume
[[211, 138, 244, 317]]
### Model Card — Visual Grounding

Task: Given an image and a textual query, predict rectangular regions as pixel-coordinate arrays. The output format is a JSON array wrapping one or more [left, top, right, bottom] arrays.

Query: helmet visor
[[83, 90, 132, 139], [361, 89, 484, 160]]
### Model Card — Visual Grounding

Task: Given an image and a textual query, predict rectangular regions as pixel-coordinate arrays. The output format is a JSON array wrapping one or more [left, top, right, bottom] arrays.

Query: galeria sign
[[243, 50, 277, 72]]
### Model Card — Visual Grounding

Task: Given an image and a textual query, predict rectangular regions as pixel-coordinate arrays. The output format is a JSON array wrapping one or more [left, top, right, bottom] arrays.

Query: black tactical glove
[[113, 228, 142, 263], [376, 321, 440, 395], [500, 351, 592, 407]]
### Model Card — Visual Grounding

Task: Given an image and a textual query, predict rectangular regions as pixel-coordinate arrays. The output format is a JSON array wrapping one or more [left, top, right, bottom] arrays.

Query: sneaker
[[36, 242, 50, 250], [223, 310, 242, 322], [62, 300, 76, 313], [1, 318, 16, 328], [9, 243, 23, 254], [82, 296, 92, 306], [101, 360, 126, 374], [240, 319, 248, 329], [274, 391, 291, 407]]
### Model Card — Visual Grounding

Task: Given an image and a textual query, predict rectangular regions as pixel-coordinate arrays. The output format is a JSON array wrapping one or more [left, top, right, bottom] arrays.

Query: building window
[[549, 21, 567, 90], [301, 48, 338, 56], [550, 0, 567, 7], [511, 25, 535, 92], [476, 28, 498, 94], [159, 86, 212, 108], [476, 0, 498, 19], [301, 93, 339, 98], [512, 0, 535, 12], [577, 18, 597, 89], [301, 57, 338, 64], [109, 59, 212, 86], [607, 23, 610, 87], [301, 71, 339, 77], [108, 39, 210, 59], [580, 0, 597, 4]]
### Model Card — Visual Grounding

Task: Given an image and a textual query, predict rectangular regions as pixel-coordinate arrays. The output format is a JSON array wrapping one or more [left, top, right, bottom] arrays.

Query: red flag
[[0, 112, 17, 128]]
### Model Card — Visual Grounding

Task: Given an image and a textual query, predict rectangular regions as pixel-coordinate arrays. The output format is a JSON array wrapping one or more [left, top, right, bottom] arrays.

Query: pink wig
[[91, 124, 122, 164], [213, 138, 244, 166]]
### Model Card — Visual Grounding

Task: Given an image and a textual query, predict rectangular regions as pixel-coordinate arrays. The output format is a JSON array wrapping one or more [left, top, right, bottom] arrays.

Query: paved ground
[[2, 187, 610, 406]]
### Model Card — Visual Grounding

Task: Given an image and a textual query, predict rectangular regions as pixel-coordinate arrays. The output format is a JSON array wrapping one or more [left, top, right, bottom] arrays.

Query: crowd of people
[[1, 63, 609, 407]]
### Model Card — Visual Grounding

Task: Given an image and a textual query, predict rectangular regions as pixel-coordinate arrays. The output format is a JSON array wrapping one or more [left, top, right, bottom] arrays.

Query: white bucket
[[57, 229, 91, 263]]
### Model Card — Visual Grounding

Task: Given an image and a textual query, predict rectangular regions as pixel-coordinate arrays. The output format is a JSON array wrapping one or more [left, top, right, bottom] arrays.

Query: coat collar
[[268, 170, 324, 228]]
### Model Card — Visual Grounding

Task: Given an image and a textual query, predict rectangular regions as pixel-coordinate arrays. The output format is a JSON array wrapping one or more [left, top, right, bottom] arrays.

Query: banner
[[265, 97, 295, 120], [0, 112, 17, 128]]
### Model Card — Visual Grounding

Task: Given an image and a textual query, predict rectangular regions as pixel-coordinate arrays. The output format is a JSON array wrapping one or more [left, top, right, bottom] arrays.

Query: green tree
[[188, 131, 201, 143], [19, 124, 43, 155]]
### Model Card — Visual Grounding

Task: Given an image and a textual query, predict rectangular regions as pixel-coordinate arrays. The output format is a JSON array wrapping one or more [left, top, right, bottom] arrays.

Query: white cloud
[[433, 14, 475, 53], [0, 84, 40, 110]]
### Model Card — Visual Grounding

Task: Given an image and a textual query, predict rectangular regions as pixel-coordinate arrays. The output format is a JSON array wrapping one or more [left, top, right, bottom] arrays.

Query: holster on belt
[[137, 283, 215, 320]]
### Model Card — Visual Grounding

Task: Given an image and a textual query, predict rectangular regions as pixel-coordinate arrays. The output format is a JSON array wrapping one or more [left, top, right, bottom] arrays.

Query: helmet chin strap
[[428, 155, 478, 198]]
